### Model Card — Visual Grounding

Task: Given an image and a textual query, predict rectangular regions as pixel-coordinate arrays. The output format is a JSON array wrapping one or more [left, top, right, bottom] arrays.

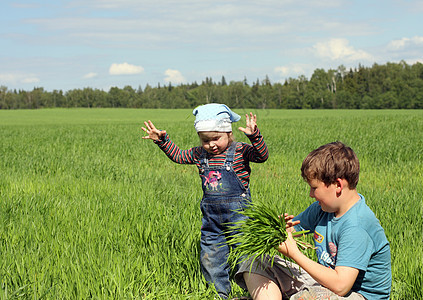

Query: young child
[[235, 141, 391, 300], [141, 103, 269, 299]]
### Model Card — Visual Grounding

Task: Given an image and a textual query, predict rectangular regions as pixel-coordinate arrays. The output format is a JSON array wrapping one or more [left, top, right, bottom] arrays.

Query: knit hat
[[193, 103, 241, 132]]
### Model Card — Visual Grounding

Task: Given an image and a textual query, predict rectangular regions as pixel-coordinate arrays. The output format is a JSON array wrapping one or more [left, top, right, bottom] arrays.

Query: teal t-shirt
[[294, 195, 392, 299]]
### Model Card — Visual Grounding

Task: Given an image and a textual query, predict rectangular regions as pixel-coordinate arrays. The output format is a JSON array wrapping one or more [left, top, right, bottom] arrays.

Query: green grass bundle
[[225, 202, 314, 269]]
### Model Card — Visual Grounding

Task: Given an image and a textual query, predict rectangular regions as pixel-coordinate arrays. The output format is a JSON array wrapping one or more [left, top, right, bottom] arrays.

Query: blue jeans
[[200, 195, 250, 298], [198, 142, 251, 298]]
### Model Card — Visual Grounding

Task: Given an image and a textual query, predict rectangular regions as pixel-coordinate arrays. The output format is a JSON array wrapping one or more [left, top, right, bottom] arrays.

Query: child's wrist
[[245, 127, 259, 138], [154, 134, 166, 144]]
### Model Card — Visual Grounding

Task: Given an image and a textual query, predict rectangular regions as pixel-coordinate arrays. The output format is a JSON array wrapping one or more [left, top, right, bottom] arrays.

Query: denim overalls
[[199, 142, 251, 298]]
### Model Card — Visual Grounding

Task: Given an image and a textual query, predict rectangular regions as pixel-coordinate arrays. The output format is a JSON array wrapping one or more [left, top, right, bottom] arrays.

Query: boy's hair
[[301, 141, 360, 189]]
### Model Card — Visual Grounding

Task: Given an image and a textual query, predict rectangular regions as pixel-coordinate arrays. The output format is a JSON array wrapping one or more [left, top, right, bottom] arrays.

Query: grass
[[225, 202, 313, 271], [0, 108, 422, 299]]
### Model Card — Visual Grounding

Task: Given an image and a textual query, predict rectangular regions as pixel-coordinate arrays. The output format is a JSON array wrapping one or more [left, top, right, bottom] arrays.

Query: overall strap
[[199, 147, 209, 168], [224, 142, 238, 168]]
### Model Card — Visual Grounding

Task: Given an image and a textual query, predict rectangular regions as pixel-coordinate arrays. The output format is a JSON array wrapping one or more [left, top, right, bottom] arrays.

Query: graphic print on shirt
[[202, 171, 223, 191], [328, 242, 338, 258], [316, 245, 336, 268], [314, 230, 336, 268], [314, 231, 324, 243]]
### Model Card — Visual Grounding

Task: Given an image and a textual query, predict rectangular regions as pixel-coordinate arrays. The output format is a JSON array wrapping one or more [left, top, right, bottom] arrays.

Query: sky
[[1, 0, 423, 92]]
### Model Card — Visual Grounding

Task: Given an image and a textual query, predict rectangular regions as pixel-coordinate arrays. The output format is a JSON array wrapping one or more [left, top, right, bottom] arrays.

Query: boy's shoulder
[[338, 196, 376, 225], [337, 196, 388, 242]]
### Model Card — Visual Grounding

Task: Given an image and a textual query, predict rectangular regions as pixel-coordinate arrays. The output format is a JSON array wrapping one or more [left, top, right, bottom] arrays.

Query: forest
[[1, 61, 423, 109]]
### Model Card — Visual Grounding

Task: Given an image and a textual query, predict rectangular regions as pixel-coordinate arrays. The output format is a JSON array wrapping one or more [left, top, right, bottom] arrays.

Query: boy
[[235, 141, 391, 299]]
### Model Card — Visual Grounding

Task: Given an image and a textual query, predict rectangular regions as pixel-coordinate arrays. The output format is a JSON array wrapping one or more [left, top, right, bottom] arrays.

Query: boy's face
[[198, 131, 230, 155], [308, 179, 340, 214]]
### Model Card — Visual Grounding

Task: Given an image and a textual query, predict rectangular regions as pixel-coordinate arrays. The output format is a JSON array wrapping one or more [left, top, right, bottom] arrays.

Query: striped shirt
[[154, 129, 269, 188]]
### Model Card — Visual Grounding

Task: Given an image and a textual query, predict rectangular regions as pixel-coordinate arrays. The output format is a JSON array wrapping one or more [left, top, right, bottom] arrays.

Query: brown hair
[[301, 141, 360, 189], [197, 131, 235, 146]]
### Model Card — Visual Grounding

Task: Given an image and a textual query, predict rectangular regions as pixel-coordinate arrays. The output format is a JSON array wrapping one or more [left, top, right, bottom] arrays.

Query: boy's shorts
[[234, 255, 365, 300]]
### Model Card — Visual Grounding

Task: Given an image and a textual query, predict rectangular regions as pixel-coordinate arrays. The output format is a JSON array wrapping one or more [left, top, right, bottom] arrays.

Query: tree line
[[1, 61, 423, 110]]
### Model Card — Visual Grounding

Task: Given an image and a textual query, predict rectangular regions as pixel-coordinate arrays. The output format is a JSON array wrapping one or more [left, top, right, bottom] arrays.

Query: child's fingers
[[248, 113, 256, 125], [284, 213, 294, 220], [141, 127, 151, 140], [142, 125, 153, 134], [144, 120, 157, 130], [286, 220, 300, 229], [143, 121, 151, 130]]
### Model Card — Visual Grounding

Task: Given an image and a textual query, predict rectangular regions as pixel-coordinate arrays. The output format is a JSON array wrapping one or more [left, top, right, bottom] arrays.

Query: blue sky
[[1, 0, 423, 92]]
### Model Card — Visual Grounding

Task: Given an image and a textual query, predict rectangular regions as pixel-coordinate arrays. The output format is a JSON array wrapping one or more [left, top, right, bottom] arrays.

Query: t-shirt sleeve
[[293, 202, 321, 233], [336, 226, 374, 271]]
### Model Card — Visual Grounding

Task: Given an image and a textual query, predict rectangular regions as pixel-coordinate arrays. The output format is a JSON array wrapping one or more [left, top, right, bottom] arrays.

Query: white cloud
[[21, 77, 40, 84], [83, 72, 98, 79], [3, 1, 418, 91], [109, 63, 144, 75], [312, 38, 373, 62], [274, 66, 289, 76], [274, 64, 307, 77], [273, 63, 314, 81], [0, 73, 40, 84], [23, 1, 359, 52], [405, 58, 423, 65], [164, 69, 186, 84], [388, 36, 423, 50], [0, 74, 18, 83]]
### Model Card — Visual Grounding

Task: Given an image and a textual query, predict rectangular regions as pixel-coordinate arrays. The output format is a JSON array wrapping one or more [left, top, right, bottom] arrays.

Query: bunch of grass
[[225, 202, 314, 269]]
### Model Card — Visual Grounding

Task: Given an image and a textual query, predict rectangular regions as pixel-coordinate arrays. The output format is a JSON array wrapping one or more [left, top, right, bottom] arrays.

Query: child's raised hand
[[238, 112, 257, 135], [141, 120, 166, 141]]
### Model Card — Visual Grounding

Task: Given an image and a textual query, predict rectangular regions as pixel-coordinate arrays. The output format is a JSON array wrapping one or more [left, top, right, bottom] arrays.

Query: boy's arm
[[278, 232, 359, 296]]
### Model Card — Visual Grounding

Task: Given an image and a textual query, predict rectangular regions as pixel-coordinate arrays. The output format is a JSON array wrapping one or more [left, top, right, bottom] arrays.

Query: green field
[[0, 108, 422, 299]]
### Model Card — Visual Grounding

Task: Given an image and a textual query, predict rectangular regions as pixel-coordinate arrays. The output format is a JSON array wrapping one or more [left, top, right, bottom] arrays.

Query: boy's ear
[[335, 178, 343, 191]]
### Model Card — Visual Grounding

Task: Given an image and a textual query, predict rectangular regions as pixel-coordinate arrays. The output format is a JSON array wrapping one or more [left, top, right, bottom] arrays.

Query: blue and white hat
[[193, 103, 241, 132]]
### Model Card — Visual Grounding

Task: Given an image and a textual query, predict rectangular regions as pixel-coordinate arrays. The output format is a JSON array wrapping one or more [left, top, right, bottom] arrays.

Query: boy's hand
[[277, 214, 302, 259], [141, 120, 166, 141], [238, 112, 257, 135], [284, 213, 300, 231], [277, 231, 301, 259]]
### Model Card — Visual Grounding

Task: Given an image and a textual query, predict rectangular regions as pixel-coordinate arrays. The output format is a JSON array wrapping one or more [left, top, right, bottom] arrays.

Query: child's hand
[[277, 231, 300, 259], [238, 112, 257, 135], [141, 120, 166, 141], [284, 213, 300, 231]]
